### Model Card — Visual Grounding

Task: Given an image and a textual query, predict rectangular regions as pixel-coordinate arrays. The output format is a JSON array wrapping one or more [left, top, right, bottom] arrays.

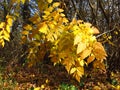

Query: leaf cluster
[[0, 15, 14, 47]]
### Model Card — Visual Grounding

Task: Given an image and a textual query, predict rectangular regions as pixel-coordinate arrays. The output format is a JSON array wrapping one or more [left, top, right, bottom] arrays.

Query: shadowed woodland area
[[0, 0, 120, 89]]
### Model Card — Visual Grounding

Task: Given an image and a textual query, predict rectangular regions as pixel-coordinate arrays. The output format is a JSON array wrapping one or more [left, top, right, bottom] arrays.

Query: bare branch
[[96, 28, 115, 38]]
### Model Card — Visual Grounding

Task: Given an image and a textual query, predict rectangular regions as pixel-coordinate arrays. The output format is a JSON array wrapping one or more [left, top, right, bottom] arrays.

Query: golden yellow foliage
[[38, 22, 49, 34], [80, 47, 92, 60], [23, 24, 32, 30], [0, 15, 14, 47], [47, 0, 53, 3], [53, 2, 60, 7], [0, 0, 107, 82], [87, 55, 95, 64], [77, 43, 87, 54], [21, 0, 26, 4], [29, 14, 41, 24], [92, 42, 107, 60], [70, 67, 77, 74]]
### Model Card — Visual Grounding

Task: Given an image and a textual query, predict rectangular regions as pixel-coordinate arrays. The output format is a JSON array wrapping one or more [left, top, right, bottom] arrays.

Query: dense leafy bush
[[0, 0, 107, 82]]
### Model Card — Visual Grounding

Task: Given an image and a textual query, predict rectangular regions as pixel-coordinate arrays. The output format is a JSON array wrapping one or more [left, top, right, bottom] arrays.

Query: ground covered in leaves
[[0, 63, 120, 90]]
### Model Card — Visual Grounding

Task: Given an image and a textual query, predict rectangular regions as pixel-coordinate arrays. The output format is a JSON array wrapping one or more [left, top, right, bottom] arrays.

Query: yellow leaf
[[23, 24, 32, 30], [44, 11, 50, 16], [57, 8, 64, 12], [21, 36, 27, 42], [93, 42, 107, 60], [74, 35, 81, 45], [2, 41, 5, 47], [6, 15, 12, 19], [60, 13, 65, 17], [3, 36, 10, 41], [53, 2, 60, 7], [93, 60, 106, 71], [22, 31, 29, 35], [93, 49, 107, 60], [47, 34, 55, 42], [85, 23, 92, 28], [34, 87, 40, 90], [73, 72, 81, 82], [77, 43, 86, 54], [87, 55, 95, 64], [79, 60, 84, 66], [73, 66, 84, 82], [3, 30, 10, 38], [63, 58, 73, 73], [91, 26, 100, 34], [38, 23, 48, 34], [41, 84, 45, 89], [17, 0, 21, 3], [48, 23, 55, 29], [72, 25, 80, 33], [114, 31, 118, 35], [116, 85, 120, 89], [21, 0, 26, 4], [63, 18, 69, 23], [53, 12, 60, 21], [99, 62, 106, 71], [7, 18, 13, 26], [93, 86, 101, 90], [45, 6, 53, 13], [70, 67, 77, 74], [0, 35, 3, 39], [80, 48, 92, 60], [45, 79, 49, 83], [47, 0, 52, 3], [0, 31, 3, 36], [65, 64, 72, 73], [0, 39, 2, 43], [6, 25, 11, 33], [0, 22, 5, 28], [0, 40, 5, 47], [58, 52, 66, 59], [93, 42, 105, 51], [108, 36, 112, 39], [76, 67, 84, 76]]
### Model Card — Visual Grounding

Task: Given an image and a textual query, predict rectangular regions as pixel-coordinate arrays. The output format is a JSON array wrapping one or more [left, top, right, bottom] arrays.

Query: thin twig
[[96, 28, 115, 38]]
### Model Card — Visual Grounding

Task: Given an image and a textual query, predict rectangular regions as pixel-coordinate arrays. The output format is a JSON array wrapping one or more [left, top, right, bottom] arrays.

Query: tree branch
[[96, 28, 116, 38]]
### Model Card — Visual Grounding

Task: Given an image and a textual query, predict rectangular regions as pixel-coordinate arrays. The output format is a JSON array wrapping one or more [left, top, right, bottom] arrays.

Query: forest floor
[[0, 62, 120, 90]]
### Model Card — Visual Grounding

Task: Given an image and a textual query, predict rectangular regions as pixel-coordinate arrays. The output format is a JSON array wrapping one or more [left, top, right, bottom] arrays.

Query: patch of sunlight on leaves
[[34, 87, 40, 90], [47, 0, 52, 3]]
